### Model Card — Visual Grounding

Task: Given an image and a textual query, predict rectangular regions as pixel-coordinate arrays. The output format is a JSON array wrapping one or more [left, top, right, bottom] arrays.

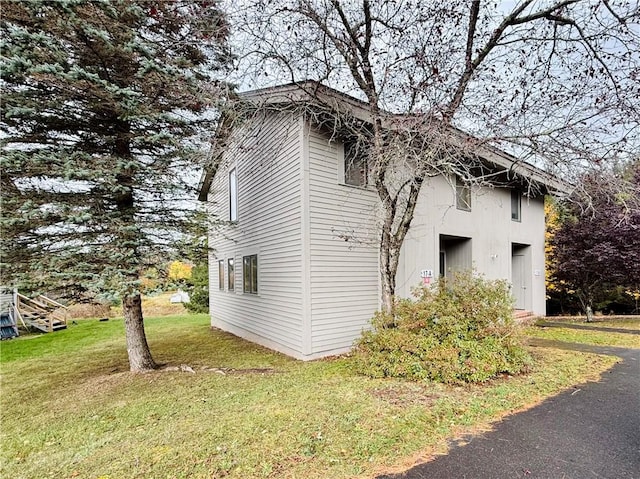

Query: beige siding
[[397, 175, 547, 315], [207, 112, 304, 357], [306, 126, 380, 355], [205, 110, 547, 361]]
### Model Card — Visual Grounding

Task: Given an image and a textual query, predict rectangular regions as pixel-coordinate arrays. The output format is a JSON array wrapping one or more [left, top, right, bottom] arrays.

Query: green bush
[[184, 263, 209, 314], [353, 271, 532, 384]]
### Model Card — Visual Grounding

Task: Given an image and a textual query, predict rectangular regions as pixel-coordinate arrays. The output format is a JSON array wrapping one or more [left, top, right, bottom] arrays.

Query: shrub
[[353, 271, 532, 384], [184, 263, 209, 314]]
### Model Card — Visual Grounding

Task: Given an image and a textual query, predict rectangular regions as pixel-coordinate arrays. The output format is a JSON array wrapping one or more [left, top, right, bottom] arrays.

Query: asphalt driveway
[[378, 340, 640, 479]]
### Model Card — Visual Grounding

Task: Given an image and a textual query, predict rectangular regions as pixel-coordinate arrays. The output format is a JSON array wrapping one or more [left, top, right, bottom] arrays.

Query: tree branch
[[545, 13, 620, 96], [444, 0, 582, 122]]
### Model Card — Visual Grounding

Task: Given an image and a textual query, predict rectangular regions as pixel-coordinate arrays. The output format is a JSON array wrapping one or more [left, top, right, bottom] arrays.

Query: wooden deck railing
[[15, 293, 68, 332]]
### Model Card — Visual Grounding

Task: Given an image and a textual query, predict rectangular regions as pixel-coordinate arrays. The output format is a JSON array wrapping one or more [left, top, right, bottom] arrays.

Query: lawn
[[0, 314, 621, 479], [527, 319, 640, 349]]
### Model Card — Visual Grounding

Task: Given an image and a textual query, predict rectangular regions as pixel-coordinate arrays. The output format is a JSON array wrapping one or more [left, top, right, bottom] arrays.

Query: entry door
[[512, 254, 526, 309]]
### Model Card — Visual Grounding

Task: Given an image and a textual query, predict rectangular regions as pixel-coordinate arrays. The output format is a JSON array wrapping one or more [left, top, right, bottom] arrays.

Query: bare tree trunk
[[378, 181, 423, 316], [576, 289, 595, 323], [122, 293, 157, 372], [380, 231, 395, 316], [585, 305, 593, 323], [380, 241, 404, 315]]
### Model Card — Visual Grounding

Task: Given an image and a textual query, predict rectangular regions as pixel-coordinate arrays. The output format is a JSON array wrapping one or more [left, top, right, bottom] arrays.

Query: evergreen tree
[[1, 1, 230, 371]]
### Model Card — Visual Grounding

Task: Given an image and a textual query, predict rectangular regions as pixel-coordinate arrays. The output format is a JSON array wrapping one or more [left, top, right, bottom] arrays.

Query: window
[[218, 260, 224, 291], [229, 167, 237, 221], [227, 258, 235, 291], [344, 141, 368, 187], [243, 254, 258, 294], [455, 176, 471, 211], [511, 189, 521, 222]]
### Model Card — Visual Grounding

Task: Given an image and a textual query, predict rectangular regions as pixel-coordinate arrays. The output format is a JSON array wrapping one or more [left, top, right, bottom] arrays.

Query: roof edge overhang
[[198, 81, 570, 201]]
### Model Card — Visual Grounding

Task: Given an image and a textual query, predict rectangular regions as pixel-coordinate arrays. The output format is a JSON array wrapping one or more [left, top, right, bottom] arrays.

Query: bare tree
[[226, 0, 640, 313]]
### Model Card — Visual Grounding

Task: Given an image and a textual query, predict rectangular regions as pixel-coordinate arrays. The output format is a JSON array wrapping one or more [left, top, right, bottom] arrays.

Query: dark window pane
[[243, 256, 250, 293], [456, 176, 471, 211], [344, 141, 367, 187], [251, 255, 258, 294], [218, 260, 224, 291], [242, 254, 258, 294], [228, 258, 234, 291], [511, 189, 521, 221], [229, 168, 237, 221]]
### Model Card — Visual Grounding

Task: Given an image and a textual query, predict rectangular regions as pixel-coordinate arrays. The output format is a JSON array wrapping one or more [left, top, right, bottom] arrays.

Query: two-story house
[[198, 82, 565, 360]]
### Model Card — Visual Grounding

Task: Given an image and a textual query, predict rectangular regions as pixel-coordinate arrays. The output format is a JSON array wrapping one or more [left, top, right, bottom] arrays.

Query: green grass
[[0, 315, 620, 479], [528, 319, 640, 349], [581, 320, 640, 330]]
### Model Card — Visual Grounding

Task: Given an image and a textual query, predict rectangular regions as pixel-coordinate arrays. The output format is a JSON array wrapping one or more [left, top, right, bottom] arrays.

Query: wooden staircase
[[14, 293, 68, 333]]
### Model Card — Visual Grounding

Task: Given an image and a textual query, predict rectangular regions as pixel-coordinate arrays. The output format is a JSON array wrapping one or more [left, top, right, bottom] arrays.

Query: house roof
[[198, 81, 570, 201]]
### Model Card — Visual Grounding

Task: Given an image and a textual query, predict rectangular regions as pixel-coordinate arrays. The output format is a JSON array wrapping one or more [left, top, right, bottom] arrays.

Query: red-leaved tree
[[550, 161, 640, 316]]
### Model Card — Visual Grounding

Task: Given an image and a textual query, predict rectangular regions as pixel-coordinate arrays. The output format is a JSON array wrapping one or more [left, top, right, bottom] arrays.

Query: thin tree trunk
[[122, 293, 157, 372], [379, 182, 423, 317], [380, 244, 395, 316], [380, 232, 401, 319]]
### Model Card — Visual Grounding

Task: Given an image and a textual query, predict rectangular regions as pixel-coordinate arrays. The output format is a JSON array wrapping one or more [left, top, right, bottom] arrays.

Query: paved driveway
[[378, 341, 640, 479]]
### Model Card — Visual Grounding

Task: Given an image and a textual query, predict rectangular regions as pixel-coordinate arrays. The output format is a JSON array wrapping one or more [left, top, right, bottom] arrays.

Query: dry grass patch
[[66, 302, 113, 319], [106, 292, 188, 318], [64, 292, 189, 320]]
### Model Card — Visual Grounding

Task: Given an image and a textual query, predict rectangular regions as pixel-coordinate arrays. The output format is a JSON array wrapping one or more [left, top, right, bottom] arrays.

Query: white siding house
[[199, 82, 564, 360]]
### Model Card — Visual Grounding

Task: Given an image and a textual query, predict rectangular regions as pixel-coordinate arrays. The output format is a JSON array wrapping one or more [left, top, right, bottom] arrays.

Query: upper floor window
[[456, 176, 471, 211], [243, 254, 258, 294], [228, 258, 235, 291], [511, 189, 521, 222], [218, 260, 224, 291], [229, 167, 237, 221], [344, 141, 368, 187]]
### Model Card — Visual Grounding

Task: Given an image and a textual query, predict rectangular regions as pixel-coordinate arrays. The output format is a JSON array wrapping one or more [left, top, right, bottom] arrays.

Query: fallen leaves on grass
[[159, 364, 279, 375]]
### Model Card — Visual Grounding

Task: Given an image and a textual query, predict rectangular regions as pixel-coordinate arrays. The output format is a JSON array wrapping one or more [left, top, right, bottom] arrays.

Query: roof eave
[[198, 82, 570, 200]]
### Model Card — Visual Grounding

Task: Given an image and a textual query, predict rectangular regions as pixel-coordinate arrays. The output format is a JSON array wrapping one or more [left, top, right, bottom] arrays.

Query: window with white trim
[[243, 254, 258, 294], [511, 189, 521, 222], [456, 176, 471, 211], [218, 260, 224, 291], [228, 258, 235, 291], [229, 167, 237, 221], [344, 141, 368, 187]]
